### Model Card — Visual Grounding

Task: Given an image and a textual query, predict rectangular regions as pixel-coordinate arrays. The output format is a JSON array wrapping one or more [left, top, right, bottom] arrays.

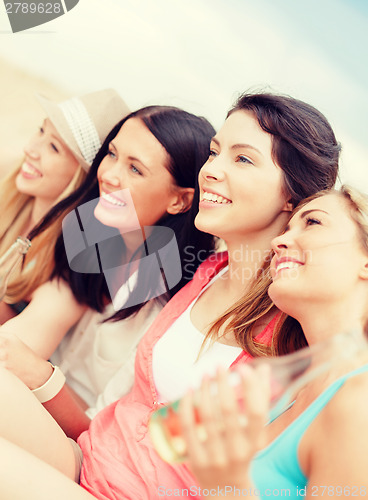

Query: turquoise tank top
[[250, 364, 368, 499]]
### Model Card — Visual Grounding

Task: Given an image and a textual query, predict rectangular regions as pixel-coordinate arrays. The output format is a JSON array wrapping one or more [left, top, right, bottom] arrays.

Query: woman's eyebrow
[[127, 156, 150, 173], [231, 143, 262, 155], [299, 208, 329, 219], [211, 137, 262, 156]]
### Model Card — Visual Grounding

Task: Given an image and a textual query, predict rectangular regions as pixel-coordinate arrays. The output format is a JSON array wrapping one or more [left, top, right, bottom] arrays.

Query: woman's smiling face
[[195, 110, 292, 244], [16, 118, 79, 204], [94, 117, 188, 234], [269, 193, 368, 314]]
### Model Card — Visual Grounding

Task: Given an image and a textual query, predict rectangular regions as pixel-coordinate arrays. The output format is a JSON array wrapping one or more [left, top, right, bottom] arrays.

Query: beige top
[[51, 299, 163, 419]]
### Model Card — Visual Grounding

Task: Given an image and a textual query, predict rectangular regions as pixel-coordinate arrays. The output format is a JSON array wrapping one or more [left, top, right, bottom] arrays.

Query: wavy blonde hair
[[201, 256, 307, 358], [0, 163, 86, 304], [273, 186, 368, 354]]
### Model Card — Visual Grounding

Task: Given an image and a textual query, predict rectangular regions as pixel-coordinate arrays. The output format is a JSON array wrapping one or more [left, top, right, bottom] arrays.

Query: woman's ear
[[359, 258, 368, 281], [167, 187, 195, 215], [282, 199, 293, 213]]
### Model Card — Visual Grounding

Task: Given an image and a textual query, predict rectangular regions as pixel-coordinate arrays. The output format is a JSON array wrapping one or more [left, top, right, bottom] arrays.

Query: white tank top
[[152, 265, 242, 402]]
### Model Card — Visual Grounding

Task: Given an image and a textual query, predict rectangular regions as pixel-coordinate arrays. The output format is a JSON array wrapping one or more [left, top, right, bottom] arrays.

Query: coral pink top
[[78, 252, 278, 499]]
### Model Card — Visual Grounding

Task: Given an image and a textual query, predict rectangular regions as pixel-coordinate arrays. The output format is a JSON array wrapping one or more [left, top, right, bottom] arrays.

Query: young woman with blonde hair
[[0, 89, 129, 320], [181, 186, 368, 499]]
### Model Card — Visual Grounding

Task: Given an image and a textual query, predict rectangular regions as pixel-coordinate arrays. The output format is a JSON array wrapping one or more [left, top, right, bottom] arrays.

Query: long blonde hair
[[0, 163, 86, 303]]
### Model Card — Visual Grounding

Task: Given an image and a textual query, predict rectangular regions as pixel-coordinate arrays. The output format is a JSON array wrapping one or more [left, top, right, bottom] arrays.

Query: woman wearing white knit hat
[[0, 89, 129, 322]]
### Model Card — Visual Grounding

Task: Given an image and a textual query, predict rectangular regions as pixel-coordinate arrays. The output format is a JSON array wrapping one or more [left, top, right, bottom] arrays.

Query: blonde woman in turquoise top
[[179, 186, 368, 499]]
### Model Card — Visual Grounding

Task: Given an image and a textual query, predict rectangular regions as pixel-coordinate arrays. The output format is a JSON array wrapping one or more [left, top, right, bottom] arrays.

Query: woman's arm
[[0, 278, 86, 359], [0, 334, 91, 439], [0, 365, 78, 478], [42, 385, 91, 439], [179, 365, 270, 499], [0, 279, 91, 438]]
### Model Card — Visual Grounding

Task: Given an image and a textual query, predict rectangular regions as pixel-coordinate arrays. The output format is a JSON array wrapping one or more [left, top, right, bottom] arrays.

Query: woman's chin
[[15, 175, 33, 196], [194, 212, 216, 235], [269, 282, 299, 315], [94, 202, 141, 234], [94, 202, 120, 227]]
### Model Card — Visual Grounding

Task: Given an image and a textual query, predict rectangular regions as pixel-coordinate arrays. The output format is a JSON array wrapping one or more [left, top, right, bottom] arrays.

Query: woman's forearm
[[43, 385, 91, 440], [0, 336, 91, 439]]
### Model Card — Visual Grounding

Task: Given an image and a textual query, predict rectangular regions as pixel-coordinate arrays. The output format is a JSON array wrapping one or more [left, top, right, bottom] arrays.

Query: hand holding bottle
[[149, 329, 367, 465], [178, 365, 270, 493]]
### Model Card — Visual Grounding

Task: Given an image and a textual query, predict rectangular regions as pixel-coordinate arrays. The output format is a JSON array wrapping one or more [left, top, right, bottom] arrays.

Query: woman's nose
[[271, 232, 290, 253], [199, 156, 225, 182], [99, 161, 121, 188], [23, 135, 41, 159]]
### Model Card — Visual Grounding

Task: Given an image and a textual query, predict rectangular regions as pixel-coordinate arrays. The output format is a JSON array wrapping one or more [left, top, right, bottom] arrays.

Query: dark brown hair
[[30, 106, 217, 319], [204, 91, 341, 357], [228, 92, 341, 206]]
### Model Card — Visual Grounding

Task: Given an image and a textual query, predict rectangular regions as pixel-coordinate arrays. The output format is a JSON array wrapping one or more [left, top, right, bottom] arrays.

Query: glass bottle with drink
[[149, 329, 367, 464]]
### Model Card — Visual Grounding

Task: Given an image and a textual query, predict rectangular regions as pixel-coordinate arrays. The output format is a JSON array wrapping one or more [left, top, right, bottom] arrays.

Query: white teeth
[[101, 191, 126, 207], [21, 163, 41, 176], [276, 262, 301, 272], [202, 191, 231, 204]]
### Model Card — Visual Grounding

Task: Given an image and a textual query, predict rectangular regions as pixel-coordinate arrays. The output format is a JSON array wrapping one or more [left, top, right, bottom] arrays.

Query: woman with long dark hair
[[0, 105, 216, 436]]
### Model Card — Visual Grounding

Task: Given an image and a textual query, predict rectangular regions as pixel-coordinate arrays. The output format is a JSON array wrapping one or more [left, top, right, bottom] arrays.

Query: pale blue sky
[[0, 0, 367, 189]]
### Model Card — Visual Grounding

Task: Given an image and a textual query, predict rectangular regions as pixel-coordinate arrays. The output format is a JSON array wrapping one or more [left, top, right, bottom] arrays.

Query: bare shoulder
[[304, 366, 368, 486], [325, 367, 368, 419], [308, 366, 368, 449], [309, 367, 368, 444], [32, 278, 85, 310]]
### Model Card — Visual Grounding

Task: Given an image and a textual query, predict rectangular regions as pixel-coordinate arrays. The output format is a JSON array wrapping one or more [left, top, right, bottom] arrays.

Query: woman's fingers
[[237, 364, 270, 450], [179, 389, 208, 467], [216, 368, 248, 459], [178, 365, 270, 490]]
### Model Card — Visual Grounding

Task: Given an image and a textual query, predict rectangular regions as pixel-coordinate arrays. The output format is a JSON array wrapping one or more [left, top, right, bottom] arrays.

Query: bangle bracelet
[[32, 364, 66, 403]]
